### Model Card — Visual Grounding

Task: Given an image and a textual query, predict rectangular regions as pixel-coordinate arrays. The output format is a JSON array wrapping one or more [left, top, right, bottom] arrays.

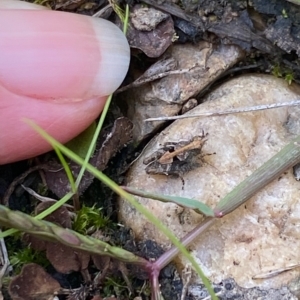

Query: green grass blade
[[123, 186, 214, 217], [75, 94, 113, 187], [123, 4, 129, 35], [53, 145, 76, 193], [65, 122, 97, 158]]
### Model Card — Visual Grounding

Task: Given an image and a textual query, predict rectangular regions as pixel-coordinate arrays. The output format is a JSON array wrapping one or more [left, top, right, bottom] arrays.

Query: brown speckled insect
[[143, 132, 208, 181]]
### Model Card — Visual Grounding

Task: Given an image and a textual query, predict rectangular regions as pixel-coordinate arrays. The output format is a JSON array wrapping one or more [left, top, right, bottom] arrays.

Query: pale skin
[[0, 0, 130, 164]]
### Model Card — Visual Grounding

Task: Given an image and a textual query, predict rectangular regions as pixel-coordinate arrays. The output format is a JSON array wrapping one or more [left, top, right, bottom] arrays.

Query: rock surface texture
[[119, 74, 300, 291], [119, 42, 243, 142]]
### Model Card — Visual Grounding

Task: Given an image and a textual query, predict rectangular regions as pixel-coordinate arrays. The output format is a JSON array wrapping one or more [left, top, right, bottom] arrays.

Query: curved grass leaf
[[122, 186, 214, 217]]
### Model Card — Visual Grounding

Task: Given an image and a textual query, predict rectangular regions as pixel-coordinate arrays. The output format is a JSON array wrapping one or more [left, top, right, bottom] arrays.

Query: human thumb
[[0, 2, 130, 164]]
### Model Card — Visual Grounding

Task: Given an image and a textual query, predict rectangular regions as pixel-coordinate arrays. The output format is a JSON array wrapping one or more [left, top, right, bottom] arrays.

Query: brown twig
[[2, 164, 61, 206]]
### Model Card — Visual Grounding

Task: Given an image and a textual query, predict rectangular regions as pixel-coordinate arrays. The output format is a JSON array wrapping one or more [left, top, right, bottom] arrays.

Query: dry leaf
[[9, 263, 60, 300]]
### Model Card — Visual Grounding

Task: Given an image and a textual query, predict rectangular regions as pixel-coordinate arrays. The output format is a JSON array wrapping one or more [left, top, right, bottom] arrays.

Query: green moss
[[272, 64, 294, 85], [72, 204, 110, 234], [103, 276, 129, 298], [9, 247, 49, 274], [284, 72, 294, 85]]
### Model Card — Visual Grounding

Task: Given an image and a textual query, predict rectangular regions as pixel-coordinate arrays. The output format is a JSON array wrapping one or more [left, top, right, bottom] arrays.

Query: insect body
[[143, 132, 208, 177]]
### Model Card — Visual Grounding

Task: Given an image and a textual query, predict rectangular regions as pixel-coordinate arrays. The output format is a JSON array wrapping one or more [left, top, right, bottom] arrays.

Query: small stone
[[131, 6, 169, 31]]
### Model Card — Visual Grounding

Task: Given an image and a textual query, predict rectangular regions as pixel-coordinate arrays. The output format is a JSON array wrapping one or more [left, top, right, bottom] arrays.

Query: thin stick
[[154, 218, 216, 268], [144, 100, 300, 122], [22, 185, 73, 209], [252, 264, 300, 279]]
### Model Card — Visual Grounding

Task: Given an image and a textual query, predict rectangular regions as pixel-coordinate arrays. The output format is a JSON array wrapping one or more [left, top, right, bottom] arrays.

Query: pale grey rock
[[120, 42, 244, 142], [119, 74, 300, 292], [130, 6, 169, 31]]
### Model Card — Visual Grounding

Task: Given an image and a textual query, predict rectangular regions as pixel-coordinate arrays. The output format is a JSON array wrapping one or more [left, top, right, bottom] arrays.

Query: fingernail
[[89, 17, 130, 97], [0, 10, 130, 101]]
